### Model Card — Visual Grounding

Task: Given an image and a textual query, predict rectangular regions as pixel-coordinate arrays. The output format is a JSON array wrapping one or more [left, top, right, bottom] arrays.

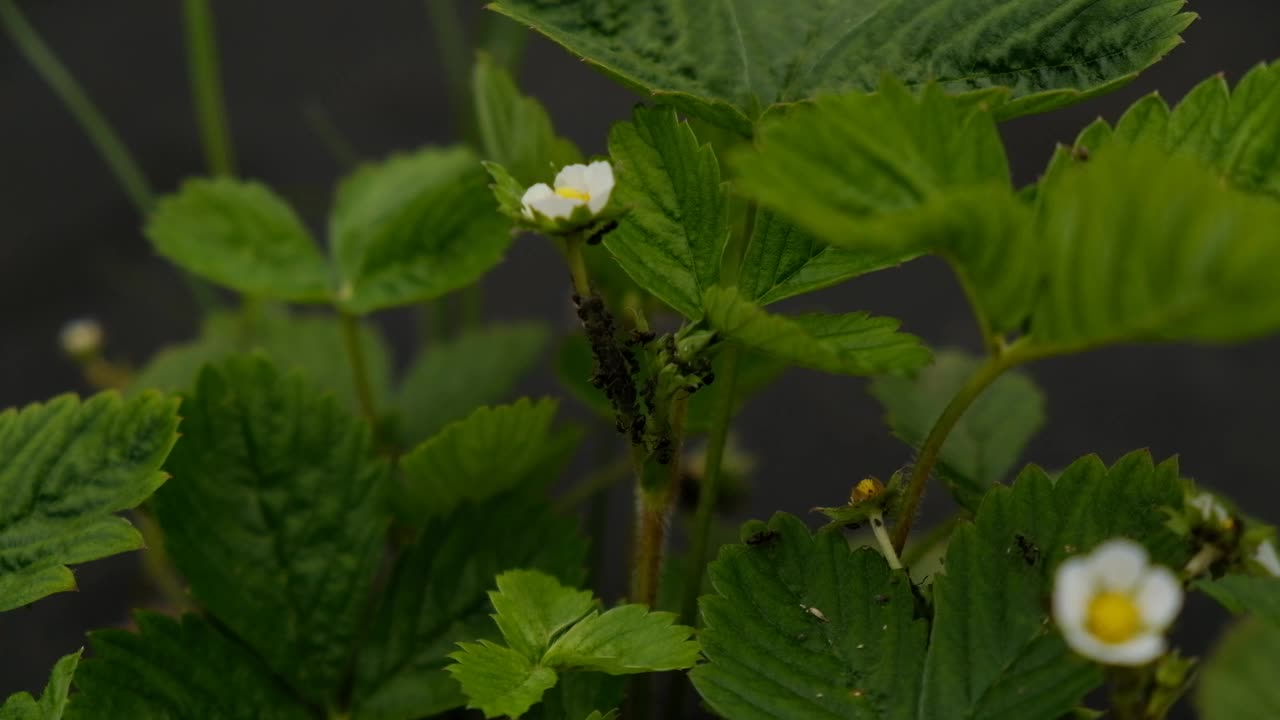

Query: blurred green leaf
[[154, 356, 389, 705], [68, 614, 310, 719], [869, 351, 1045, 512], [0, 651, 79, 720], [0, 392, 179, 611], [604, 105, 729, 319], [397, 322, 549, 446], [331, 146, 512, 313], [491, 0, 1193, 132], [1196, 575, 1280, 628], [1196, 617, 1280, 720], [473, 52, 581, 186], [702, 285, 931, 376], [146, 178, 331, 302]]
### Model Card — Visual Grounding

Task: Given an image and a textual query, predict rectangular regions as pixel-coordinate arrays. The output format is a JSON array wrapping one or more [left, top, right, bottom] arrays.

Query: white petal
[[521, 183, 554, 217], [554, 163, 589, 191], [1256, 540, 1280, 577], [585, 161, 615, 213], [1135, 567, 1183, 630], [1090, 633, 1166, 666], [1091, 539, 1150, 592], [528, 193, 582, 220], [1190, 493, 1228, 523], [1052, 559, 1095, 630]]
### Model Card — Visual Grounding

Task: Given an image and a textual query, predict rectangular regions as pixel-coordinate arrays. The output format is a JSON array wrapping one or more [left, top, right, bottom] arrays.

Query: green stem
[[678, 345, 740, 624], [303, 104, 360, 169], [425, 0, 475, 145], [182, 0, 236, 176], [0, 0, 153, 213], [869, 510, 903, 570], [900, 512, 963, 569], [631, 395, 689, 607], [340, 313, 379, 428], [566, 234, 592, 297], [890, 352, 1011, 554]]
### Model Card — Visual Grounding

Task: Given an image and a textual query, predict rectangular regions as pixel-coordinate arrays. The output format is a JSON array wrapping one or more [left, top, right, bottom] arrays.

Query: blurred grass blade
[[182, 0, 236, 176]]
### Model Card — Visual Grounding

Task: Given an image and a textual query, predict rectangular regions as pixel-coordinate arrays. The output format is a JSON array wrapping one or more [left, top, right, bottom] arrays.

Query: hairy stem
[[891, 353, 1011, 553], [182, 0, 236, 176], [340, 313, 379, 429], [632, 395, 689, 607], [565, 234, 593, 298]]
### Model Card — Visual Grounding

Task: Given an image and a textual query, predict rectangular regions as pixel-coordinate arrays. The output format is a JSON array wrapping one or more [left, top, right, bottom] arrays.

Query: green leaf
[[1062, 61, 1280, 198], [702, 285, 931, 376], [489, 569, 597, 660], [543, 604, 700, 674], [733, 82, 1011, 245], [1027, 143, 1280, 349], [1195, 575, 1280, 628], [525, 674, 624, 720], [67, 613, 310, 720], [473, 52, 581, 186], [146, 178, 331, 302], [399, 398, 571, 521], [154, 355, 389, 705], [690, 513, 926, 720], [1196, 617, 1280, 720], [353, 493, 586, 720], [738, 209, 921, 306], [490, 0, 1192, 132], [331, 146, 512, 314], [0, 651, 79, 720], [869, 351, 1045, 512], [129, 309, 393, 416], [396, 323, 549, 446], [0, 392, 180, 612], [603, 105, 729, 319], [920, 451, 1191, 719], [448, 641, 560, 719]]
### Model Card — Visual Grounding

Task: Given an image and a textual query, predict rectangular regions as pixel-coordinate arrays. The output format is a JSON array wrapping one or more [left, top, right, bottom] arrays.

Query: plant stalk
[[869, 509, 903, 569], [182, 0, 236, 176], [890, 353, 1010, 553], [340, 313, 379, 429]]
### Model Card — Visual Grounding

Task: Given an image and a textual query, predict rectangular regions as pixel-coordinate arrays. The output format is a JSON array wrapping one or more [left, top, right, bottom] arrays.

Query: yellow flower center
[[850, 477, 884, 504], [1086, 592, 1142, 644], [556, 186, 591, 203]]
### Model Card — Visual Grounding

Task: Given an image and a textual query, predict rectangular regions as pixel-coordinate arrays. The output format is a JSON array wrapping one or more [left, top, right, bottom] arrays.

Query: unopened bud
[[59, 318, 103, 359]]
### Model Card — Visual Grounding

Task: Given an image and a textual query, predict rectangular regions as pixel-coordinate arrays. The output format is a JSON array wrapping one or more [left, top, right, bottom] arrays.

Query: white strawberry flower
[[521, 161, 615, 220], [1053, 539, 1183, 666], [1189, 492, 1234, 530], [59, 317, 103, 358], [1255, 539, 1280, 577]]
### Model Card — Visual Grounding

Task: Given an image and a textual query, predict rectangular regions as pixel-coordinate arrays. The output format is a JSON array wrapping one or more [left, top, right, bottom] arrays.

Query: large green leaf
[[869, 351, 1045, 512], [399, 399, 571, 521], [130, 309, 393, 415], [396, 323, 549, 447], [154, 355, 389, 705], [603, 105, 729, 320], [0, 392, 180, 612], [690, 513, 926, 720], [145, 178, 332, 302], [447, 570, 697, 719], [1196, 617, 1280, 720], [1056, 61, 1280, 199], [919, 451, 1190, 719], [472, 52, 581, 186], [353, 494, 586, 720], [489, 0, 1192, 133], [1195, 575, 1280, 628], [738, 209, 921, 306], [331, 146, 512, 314], [1026, 144, 1280, 350], [67, 613, 311, 720], [702, 285, 931, 376], [0, 651, 79, 720]]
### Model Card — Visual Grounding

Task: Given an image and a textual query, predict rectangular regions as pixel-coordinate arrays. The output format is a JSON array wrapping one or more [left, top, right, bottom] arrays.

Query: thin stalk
[[182, 0, 236, 176], [565, 234, 592, 297], [556, 454, 633, 511], [869, 510, 903, 570], [0, 0, 153, 212], [425, 0, 475, 145], [632, 395, 690, 607], [890, 353, 1011, 553], [1, 0, 217, 311], [303, 104, 360, 169], [340, 313, 379, 428], [677, 201, 756, 625]]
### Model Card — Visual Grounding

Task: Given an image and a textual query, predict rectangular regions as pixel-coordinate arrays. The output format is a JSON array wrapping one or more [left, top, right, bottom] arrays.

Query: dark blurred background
[[2, 1, 1278, 715]]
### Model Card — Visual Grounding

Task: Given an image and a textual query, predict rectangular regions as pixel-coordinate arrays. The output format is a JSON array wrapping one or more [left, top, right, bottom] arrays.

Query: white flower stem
[[870, 510, 903, 570]]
